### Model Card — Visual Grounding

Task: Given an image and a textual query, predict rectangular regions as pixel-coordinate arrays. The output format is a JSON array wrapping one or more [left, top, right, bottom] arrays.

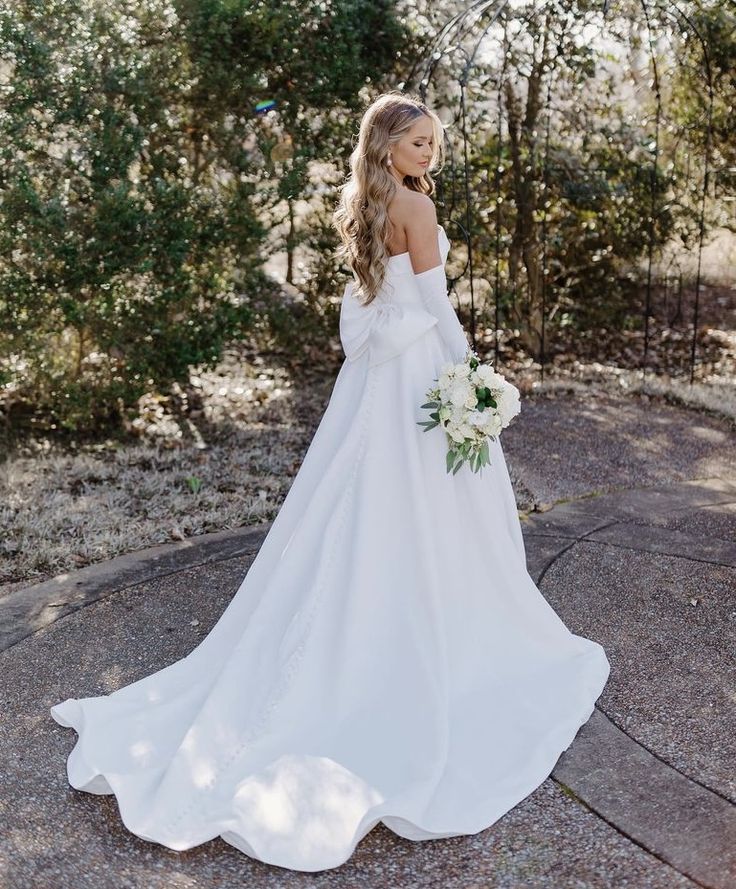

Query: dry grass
[[0, 349, 335, 598], [2, 335, 734, 600], [526, 363, 736, 426]]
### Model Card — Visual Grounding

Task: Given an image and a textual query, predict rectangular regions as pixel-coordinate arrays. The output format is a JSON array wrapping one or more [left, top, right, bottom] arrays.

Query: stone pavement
[[1, 390, 734, 889]]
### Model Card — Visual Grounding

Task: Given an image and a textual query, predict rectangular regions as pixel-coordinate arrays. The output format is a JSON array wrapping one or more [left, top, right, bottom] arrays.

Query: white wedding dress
[[51, 224, 610, 872]]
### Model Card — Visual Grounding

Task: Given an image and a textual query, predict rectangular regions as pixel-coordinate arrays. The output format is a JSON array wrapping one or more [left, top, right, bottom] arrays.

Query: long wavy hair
[[333, 91, 446, 306]]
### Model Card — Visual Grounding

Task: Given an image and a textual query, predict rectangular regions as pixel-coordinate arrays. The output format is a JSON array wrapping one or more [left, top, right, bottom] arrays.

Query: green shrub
[[0, 0, 410, 434]]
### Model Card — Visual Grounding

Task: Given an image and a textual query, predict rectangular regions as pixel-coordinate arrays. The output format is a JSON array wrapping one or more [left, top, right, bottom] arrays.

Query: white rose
[[497, 384, 521, 425], [464, 391, 479, 410], [474, 364, 493, 384], [449, 383, 472, 406], [438, 371, 453, 392], [485, 411, 504, 436], [450, 405, 466, 425], [476, 364, 500, 386]]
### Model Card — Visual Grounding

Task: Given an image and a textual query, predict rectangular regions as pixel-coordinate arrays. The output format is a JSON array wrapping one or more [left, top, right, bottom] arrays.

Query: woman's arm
[[405, 193, 442, 274], [406, 198, 471, 362]]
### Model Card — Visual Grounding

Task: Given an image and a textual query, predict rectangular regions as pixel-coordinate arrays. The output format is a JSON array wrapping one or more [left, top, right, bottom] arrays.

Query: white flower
[[419, 356, 521, 474], [438, 369, 455, 393], [490, 375, 507, 392], [464, 391, 478, 410], [497, 383, 521, 425], [475, 363, 495, 384], [449, 382, 472, 407], [485, 412, 504, 436], [450, 405, 466, 425], [474, 363, 492, 383]]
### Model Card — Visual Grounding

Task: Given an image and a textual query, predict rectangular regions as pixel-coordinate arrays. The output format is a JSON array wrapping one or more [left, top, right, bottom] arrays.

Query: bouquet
[[417, 350, 521, 475]]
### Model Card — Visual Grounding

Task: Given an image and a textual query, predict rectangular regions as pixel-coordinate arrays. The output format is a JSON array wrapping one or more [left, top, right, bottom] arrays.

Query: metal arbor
[[406, 0, 719, 384]]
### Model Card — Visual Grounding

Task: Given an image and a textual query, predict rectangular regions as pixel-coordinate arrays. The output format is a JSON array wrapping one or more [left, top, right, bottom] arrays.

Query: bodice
[[339, 224, 450, 367], [382, 223, 451, 284]]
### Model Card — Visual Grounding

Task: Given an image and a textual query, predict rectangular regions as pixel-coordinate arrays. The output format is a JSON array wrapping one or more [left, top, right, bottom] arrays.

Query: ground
[[1, 371, 734, 888], [2, 343, 734, 600]]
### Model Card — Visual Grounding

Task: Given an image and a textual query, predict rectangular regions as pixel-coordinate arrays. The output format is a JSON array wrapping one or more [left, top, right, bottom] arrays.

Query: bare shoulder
[[399, 193, 440, 274], [390, 189, 436, 225]]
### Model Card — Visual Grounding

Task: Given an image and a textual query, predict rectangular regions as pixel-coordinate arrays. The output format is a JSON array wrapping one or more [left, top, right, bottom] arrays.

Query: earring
[[387, 155, 392, 167]]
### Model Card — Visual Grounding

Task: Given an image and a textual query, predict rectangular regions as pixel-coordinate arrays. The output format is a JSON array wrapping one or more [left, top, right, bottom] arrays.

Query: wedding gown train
[[50, 224, 610, 872]]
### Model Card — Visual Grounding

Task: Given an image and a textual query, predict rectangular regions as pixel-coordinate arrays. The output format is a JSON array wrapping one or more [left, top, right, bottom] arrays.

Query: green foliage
[[432, 0, 731, 356], [2, 0, 729, 433], [0, 0, 410, 433], [670, 2, 736, 231], [185, 474, 203, 494]]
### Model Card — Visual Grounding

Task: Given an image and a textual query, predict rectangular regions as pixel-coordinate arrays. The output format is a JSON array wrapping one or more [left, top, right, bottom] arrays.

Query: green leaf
[[185, 475, 202, 494], [446, 449, 456, 473], [420, 401, 439, 409]]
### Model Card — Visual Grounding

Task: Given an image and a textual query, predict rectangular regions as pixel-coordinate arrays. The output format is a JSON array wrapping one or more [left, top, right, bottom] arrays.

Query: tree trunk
[[503, 23, 550, 357]]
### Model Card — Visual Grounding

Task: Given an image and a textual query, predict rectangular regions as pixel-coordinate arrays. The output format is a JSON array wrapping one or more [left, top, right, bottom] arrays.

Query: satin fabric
[[50, 223, 610, 872]]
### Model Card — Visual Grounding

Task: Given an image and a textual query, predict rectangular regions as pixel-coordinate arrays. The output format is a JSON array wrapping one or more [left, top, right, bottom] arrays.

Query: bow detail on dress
[[339, 280, 438, 367]]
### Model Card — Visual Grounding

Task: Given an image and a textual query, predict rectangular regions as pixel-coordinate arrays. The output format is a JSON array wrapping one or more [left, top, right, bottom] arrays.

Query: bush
[[0, 0, 410, 434]]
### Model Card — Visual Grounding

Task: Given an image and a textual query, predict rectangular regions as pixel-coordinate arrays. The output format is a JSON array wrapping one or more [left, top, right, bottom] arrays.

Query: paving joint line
[[574, 534, 736, 569], [3, 476, 734, 885], [596, 705, 736, 808], [534, 520, 620, 587], [549, 774, 715, 889], [0, 531, 270, 655], [530, 478, 736, 520]]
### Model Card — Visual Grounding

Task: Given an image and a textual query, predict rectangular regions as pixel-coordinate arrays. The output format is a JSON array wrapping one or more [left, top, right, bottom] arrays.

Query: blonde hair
[[333, 91, 446, 305]]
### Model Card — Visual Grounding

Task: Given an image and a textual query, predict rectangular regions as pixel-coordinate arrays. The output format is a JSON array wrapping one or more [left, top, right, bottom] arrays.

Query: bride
[[50, 91, 610, 873]]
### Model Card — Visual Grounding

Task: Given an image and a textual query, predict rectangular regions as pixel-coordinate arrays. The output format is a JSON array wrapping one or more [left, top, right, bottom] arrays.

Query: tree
[[0, 0, 410, 432]]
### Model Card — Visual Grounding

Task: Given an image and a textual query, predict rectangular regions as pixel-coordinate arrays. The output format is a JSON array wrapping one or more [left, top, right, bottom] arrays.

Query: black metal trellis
[[492, 34, 509, 371], [539, 70, 552, 384], [407, 0, 718, 384], [641, 0, 663, 383]]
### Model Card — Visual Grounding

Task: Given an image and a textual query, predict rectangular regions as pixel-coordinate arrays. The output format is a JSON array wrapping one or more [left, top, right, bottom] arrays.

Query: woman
[[50, 92, 610, 873]]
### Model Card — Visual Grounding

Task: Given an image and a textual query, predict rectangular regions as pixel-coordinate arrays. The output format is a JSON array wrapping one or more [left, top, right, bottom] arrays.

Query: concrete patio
[[2, 391, 734, 888]]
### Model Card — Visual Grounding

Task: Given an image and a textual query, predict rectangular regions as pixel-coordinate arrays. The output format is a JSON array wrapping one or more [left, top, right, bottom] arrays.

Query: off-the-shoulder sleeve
[[339, 280, 438, 367]]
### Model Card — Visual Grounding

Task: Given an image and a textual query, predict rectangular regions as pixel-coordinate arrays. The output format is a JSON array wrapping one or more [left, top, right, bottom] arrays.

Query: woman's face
[[389, 115, 434, 182]]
